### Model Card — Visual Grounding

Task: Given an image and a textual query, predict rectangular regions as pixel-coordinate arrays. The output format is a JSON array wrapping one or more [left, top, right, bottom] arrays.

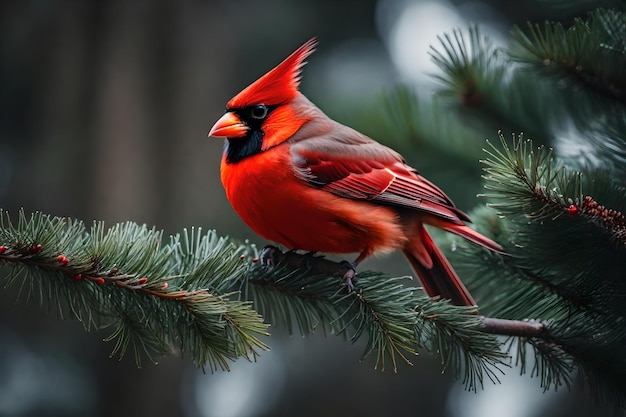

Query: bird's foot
[[339, 260, 357, 292], [299, 251, 319, 269], [260, 245, 279, 268]]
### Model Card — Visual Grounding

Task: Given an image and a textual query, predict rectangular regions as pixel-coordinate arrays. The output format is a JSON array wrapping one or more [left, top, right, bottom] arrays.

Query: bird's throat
[[225, 130, 264, 164]]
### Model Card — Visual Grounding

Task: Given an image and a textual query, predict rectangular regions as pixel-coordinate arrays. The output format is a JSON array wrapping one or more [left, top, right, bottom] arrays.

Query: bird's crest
[[227, 38, 318, 109]]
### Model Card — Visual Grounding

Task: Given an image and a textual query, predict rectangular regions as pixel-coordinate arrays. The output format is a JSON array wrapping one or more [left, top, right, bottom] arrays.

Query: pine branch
[[2, 205, 626, 405], [243, 249, 508, 381], [428, 26, 565, 144], [0, 207, 537, 390], [0, 208, 514, 387], [248, 246, 624, 395], [480, 134, 626, 317], [481, 317, 548, 338], [482, 133, 626, 248], [242, 247, 611, 396], [447, 133, 626, 405], [0, 209, 270, 370], [504, 10, 626, 177], [430, 26, 502, 106], [510, 9, 626, 104]]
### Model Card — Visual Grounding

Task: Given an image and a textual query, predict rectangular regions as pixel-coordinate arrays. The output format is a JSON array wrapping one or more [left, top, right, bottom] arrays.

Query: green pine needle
[[244, 259, 508, 383], [428, 26, 574, 145], [0, 208, 509, 388], [481, 133, 583, 218], [0, 209, 269, 370], [447, 133, 626, 403], [510, 9, 626, 103]]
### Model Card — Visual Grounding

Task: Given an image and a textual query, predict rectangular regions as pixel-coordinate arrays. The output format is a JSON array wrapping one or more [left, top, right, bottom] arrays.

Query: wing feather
[[291, 128, 470, 223]]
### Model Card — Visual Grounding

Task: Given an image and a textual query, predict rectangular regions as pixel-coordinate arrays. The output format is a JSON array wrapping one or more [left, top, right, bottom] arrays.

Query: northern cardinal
[[209, 38, 502, 306]]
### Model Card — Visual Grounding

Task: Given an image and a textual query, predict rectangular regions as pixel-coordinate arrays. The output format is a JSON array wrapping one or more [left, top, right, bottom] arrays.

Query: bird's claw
[[339, 260, 357, 292], [260, 245, 279, 268], [299, 251, 318, 269]]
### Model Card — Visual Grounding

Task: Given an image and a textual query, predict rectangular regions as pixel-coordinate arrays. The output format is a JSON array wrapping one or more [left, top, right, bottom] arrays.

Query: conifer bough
[[0, 181, 613, 399]]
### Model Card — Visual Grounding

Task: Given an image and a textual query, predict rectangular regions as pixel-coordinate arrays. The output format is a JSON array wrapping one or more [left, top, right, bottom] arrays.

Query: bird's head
[[209, 38, 318, 163]]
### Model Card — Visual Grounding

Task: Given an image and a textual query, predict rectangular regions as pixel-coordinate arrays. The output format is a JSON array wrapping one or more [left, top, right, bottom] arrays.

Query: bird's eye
[[250, 104, 268, 120]]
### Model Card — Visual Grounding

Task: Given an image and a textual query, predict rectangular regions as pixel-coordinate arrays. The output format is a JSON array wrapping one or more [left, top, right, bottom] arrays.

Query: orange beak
[[208, 112, 248, 138]]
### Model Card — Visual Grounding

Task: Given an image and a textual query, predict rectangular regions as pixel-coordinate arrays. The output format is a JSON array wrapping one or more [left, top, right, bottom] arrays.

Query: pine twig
[[480, 317, 549, 338], [510, 9, 626, 104], [261, 247, 556, 342], [2, 206, 621, 402], [0, 209, 270, 370], [461, 132, 626, 405], [244, 247, 509, 386]]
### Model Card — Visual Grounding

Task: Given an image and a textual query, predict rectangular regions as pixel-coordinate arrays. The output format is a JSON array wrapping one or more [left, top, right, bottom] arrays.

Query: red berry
[[95, 278, 105, 285], [161, 282, 169, 290], [30, 244, 42, 253], [0, 246, 5, 254], [252, 257, 259, 263], [138, 277, 148, 284], [74, 273, 83, 281], [568, 205, 578, 215]]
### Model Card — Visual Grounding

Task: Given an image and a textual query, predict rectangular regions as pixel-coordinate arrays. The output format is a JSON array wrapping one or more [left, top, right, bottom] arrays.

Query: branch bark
[[480, 317, 550, 339]]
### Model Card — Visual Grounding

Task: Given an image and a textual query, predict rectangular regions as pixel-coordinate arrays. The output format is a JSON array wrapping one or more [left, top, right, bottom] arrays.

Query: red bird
[[209, 38, 502, 306]]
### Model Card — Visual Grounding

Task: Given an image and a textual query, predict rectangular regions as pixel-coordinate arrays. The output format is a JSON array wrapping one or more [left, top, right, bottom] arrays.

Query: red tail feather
[[441, 224, 504, 254], [403, 226, 477, 307]]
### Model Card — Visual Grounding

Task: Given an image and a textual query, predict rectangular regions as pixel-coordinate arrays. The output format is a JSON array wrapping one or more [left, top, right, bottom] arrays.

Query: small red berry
[[74, 273, 83, 281], [95, 278, 105, 285], [252, 257, 259, 263], [239, 255, 245, 259], [30, 244, 42, 253], [568, 205, 578, 215], [138, 277, 148, 284], [161, 282, 169, 290], [0, 246, 6, 254]]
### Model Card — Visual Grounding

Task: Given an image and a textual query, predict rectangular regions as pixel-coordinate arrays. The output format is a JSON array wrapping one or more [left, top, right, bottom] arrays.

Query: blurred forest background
[[0, 0, 619, 416]]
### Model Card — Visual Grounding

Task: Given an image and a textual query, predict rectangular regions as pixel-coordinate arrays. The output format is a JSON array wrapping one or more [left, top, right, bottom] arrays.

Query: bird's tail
[[440, 223, 504, 254], [402, 225, 477, 307]]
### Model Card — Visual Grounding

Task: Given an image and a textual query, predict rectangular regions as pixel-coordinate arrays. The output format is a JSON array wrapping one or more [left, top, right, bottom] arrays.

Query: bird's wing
[[290, 127, 470, 223]]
